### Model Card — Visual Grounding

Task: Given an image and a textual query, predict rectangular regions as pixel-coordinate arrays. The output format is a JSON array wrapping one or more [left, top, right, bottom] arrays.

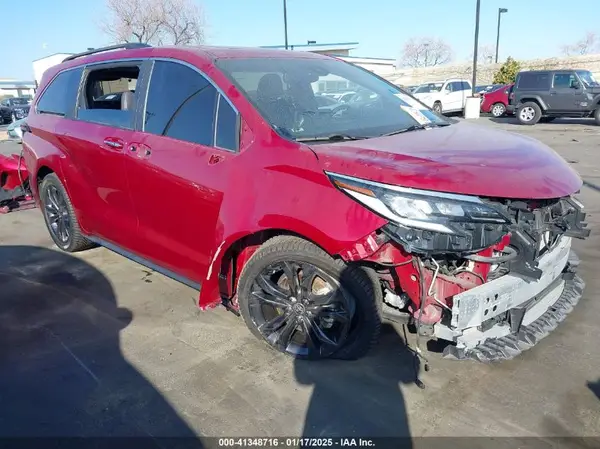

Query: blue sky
[[3, 0, 599, 80]]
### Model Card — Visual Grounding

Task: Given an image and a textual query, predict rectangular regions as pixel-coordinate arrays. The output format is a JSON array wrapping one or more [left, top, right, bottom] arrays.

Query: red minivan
[[23, 44, 589, 363]]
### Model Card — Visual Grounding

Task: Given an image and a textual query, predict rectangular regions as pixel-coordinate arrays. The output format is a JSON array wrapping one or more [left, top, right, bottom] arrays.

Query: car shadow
[[294, 321, 418, 443], [588, 379, 600, 401], [489, 116, 596, 126], [0, 245, 203, 446]]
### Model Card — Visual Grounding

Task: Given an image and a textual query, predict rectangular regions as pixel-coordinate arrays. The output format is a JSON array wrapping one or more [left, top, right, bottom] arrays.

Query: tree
[[400, 37, 453, 68], [561, 32, 598, 56], [476, 44, 496, 64], [492, 57, 521, 84], [100, 0, 206, 46]]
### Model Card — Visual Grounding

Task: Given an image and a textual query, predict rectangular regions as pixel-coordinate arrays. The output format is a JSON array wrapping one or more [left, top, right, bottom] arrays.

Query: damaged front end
[[0, 154, 34, 214], [331, 173, 590, 362]]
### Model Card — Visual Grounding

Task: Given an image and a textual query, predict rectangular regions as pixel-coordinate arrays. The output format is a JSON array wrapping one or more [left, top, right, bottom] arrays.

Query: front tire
[[432, 102, 443, 114], [517, 102, 542, 125], [594, 108, 600, 126], [39, 173, 95, 252], [237, 236, 382, 360]]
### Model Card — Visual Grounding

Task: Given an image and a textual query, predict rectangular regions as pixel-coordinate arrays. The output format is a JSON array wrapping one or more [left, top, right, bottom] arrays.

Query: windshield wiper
[[296, 134, 370, 142], [382, 122, 450, 137]]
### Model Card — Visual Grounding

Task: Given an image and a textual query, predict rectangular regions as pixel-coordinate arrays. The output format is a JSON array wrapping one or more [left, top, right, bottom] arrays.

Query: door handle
[[103, 138, 124, 150], [208, 154, 223, 165]]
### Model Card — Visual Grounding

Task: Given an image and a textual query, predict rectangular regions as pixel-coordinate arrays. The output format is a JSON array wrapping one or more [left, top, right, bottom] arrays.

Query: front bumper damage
[[437, 237, 584, 361]]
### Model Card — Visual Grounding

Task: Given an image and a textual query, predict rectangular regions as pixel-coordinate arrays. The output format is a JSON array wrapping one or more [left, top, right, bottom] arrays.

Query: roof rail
[[62, 43, 152, 62]]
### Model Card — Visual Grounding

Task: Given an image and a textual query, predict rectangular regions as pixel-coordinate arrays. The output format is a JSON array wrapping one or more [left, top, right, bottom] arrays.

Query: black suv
[[0, 97, 31, 124], [508, 69, 600, 125]]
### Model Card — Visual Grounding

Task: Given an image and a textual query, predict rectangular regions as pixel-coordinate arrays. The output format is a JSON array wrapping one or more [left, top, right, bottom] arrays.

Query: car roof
[[59, 45, 330, 68]]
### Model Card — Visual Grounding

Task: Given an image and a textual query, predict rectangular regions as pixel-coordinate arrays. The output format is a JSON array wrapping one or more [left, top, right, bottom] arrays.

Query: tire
[[517, 102, 542, 125], [432, 102, 443, 114], [491, 102, 506, 117], [594, 108, 600, 126], [39, 173, 95, 252], [10, 113, 16, 123], [237, 236, 382, 360]]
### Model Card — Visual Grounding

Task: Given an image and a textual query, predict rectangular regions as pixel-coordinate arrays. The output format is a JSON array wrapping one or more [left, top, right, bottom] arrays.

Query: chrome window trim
[[213, 93, 221, 146]]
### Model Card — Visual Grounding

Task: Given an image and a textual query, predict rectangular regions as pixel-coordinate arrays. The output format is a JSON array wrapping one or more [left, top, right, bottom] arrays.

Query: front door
[[548, 72, 585, 112], [59, 61, 143, 246], [125, 59, 241, 284]]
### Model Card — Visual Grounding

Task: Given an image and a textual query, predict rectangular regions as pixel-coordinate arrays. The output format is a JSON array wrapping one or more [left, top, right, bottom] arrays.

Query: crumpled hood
[[310, 121, 582, 199]]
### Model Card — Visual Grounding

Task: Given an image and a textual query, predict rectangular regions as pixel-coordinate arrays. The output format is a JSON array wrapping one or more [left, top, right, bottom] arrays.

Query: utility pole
[[283, 0, 289, 50], [471, 0, 481, 96], [495, 8, 508, 63]]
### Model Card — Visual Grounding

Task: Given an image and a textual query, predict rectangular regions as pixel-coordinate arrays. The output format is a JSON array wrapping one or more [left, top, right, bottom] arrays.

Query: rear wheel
[[491, 102, 506, 117], [517, 102, 542, 125], [594, 108, 600, 126], [39, 173, 95, 252], [237, 236, 382, 360]]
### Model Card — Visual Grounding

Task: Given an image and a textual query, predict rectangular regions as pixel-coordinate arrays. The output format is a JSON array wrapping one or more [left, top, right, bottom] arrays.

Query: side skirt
[[88, 236, 202, 292]]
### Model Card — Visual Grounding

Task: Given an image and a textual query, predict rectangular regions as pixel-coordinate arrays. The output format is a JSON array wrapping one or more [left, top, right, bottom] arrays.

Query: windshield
[[576, 71, 599, 87], [413, 83, 444, 94], [216, 57, 447, 140], [10, 98, 29, 106]]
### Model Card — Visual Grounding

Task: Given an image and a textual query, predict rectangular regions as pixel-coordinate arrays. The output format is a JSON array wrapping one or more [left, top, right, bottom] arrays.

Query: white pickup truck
[[412, 78, 472, 114]]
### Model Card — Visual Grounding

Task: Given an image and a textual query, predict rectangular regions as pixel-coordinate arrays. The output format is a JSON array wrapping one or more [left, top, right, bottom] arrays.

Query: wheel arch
[[198, 223, 365, 310], [519, 96, 547, 110]]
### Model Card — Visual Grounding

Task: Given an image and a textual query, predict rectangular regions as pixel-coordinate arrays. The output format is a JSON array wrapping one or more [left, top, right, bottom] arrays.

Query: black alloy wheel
[[248, 260, 354, 358], [43, 184, 72, 245], [39, 173, 95, 252]]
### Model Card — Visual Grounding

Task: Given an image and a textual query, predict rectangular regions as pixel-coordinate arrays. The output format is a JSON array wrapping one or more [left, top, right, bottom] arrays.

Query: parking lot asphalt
[[1, 117, 599, 443]]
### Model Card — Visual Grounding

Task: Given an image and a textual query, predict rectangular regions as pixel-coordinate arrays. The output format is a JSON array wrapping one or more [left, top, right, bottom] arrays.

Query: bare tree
[[100, 0, 205, 46], [477, 44, 496, 64], [400, 37, 453, 68], [561, 32, 598, 56]]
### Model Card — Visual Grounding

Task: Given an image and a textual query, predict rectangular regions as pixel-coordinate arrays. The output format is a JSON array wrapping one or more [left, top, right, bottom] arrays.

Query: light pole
[[283, 0, 289, 50], [495, 8, 508, 63], [471, 0, 481, 96]]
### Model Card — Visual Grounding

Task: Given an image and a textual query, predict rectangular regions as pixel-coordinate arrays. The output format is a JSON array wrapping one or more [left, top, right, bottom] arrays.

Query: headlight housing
[[328, 172, 511, 254]]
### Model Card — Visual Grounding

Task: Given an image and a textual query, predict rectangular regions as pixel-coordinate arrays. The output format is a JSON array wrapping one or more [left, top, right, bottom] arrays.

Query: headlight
[[328, 172, 510, 254]]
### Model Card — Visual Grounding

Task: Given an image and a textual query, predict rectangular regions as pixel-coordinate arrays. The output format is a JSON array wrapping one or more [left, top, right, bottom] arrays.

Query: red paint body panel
[[312, 120, 582, 199], [0, 154, 29, 190], [481, 83, 513, 113], [22, 45, 583, 313]]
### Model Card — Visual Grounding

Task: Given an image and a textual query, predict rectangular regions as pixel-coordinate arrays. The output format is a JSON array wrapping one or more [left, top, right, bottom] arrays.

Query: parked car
[[6, 118, 26, 143], [475, 84, 503, 94], [508, 69, 600, 125], [412, 79, 473, 114], [480, 83, 513, 117], [0, 97, 30, 124], [23, 43, 589, 362]]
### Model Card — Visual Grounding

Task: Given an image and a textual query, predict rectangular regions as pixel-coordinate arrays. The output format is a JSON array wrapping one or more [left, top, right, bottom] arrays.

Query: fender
[[198, 206, 388, 310], [518, 95, 548, 110]]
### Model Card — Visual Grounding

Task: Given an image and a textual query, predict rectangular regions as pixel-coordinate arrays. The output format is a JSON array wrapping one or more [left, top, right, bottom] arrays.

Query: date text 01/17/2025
[[217, 438, 376, 447]]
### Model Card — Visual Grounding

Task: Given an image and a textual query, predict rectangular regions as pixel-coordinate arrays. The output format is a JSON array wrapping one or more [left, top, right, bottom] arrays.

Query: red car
[[481, 83, 513, 117], [23, 44, 589, 362]]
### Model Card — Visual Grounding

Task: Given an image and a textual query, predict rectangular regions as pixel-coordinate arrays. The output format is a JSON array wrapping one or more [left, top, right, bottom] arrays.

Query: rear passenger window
[[518, 72, 550, 89], [145, 60, 240, 151], [77, 64, 140, 128], [37, 67, 83, 116]]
